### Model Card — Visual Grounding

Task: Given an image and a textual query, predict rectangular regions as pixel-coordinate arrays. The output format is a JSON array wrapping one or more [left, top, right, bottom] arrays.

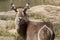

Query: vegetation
[[0, 30, 21, 40]]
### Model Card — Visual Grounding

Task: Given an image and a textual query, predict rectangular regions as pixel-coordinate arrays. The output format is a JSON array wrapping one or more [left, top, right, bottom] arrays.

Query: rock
[[26, 5, 60, 23]]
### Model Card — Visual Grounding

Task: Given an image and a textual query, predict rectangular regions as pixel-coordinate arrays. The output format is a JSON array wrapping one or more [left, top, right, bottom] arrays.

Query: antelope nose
[[19, 17, 23, 20]]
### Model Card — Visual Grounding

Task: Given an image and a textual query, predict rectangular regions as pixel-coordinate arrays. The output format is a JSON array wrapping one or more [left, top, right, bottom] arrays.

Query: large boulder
[[26, 5, 60, 23]]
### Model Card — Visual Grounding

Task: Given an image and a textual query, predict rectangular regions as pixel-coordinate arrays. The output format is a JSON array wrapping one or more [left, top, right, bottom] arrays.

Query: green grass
[[0, 30, 24, 40]]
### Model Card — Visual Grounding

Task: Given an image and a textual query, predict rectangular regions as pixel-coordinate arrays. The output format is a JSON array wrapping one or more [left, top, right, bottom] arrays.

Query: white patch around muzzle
[[18, 17, 23, 20]]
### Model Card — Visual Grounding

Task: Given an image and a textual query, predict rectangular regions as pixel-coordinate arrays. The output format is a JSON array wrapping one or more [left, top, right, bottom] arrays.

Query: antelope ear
[[11, 3, 17, 12], [25, 3, 30, 10], [23, 3, 30, 15], [25, 3, 30, 9]]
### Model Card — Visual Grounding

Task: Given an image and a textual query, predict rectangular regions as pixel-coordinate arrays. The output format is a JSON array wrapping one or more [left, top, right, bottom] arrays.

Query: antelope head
[[13, 3, 30, 26]]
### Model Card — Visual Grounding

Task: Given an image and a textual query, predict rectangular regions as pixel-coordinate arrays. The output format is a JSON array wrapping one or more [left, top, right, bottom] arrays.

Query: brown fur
[[27, 21, 55, 40]]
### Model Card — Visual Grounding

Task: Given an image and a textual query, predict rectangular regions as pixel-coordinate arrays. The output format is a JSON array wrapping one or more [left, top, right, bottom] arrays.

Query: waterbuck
[[11, 3, 55, 40]]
